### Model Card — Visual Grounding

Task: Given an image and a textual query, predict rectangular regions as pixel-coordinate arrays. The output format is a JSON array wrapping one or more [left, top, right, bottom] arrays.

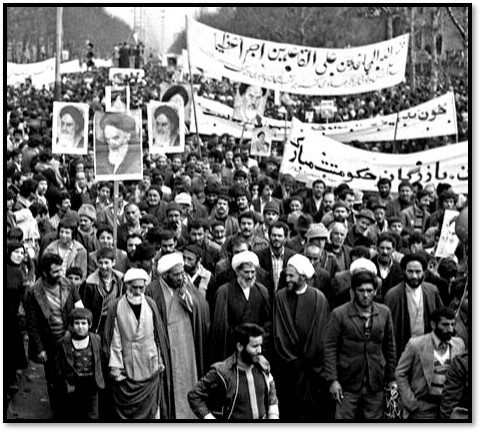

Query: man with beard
[[187, 219, 221, 274], [77, 204, 98, 254], [396, 307, 465, 419], [182, 244, 214, 299], [325, 221, 352, 273], [253, 201, 280, 243], [375, 177, 393, 207], [303, 179, 326, 223], [152, 105, 181, 150], [233, 84, 267, 126], [321, 201, 352, 232], [384, 253, 444, 361], [188, 323, 279, 419], [204, 182, 219, 215], [209, 192, 239, 238], [80, 247, 124, 335], [145, 253, 210, 419], [324, 259, 397, 419], [304, 224, 339, 278], [286, 213, 313, 253], [103, 268, 172, 419], [366, 201, 389, 245], [222, 211, 268, 257], [272, 254, 331, 421], [125, 233, 143, 267], [95, 112, 142, 176], [344, 209, 375, 248], [25, 253, 84, 418], [211, 250, 271, 363], [56, 105, 85, 150]]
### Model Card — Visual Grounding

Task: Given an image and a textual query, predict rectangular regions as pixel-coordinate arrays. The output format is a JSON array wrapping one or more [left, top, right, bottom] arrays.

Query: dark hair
[[69, 307, 93, 326], [19, 179, 38, 199], [338, 189, 355, 201], [183, 243, 203, 258], [437, 258, 458, 281], [258, 176, 275, 192], [97, 181, 113, 194], [145, 227, 163, 244], [96, 224, 113, 239], [126, 232, 143, 244], [430, 306, 456, 325], [238, 210, 257, 224], [377, 232, 397, 248], [377, 177, 391, 188], [66, 266, 83, 280], [238, 83, 267, 97], [398, 180, 413, 192], [312, 179, 326, 188], [140, 213, 159, 226], [188, 219, 207, 232], [351, 271, 378, 290], [40, 253, 63, 276], [234, 323, 264, 348], [7, 227, 24, 242], [161, 85, 189, 105], [408, 232, 426, 247], [350, 246, 371, 260], [400, 253, 428, 271], [59, 105, 84, 130], [160, 230, 176, 242], [28, 202, 48, 218], [268, 221, 289, 237], [98, 247, 116, 261]]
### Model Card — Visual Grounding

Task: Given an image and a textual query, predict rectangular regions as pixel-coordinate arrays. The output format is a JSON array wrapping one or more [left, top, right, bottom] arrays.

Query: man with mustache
[[384, 253, 444, 362], [211, 250, 271, 363], [188, 323, 279, 419], [396, 307, 465, 419], [272, 254, 331, 421], [95, 112, 142, 176]]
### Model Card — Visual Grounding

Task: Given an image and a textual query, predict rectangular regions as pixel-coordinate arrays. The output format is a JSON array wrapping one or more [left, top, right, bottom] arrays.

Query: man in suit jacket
[[255, 221, 296, 300], [302, 179, 325, 223], [396, 307, 465, 419], [95, 112, 142, 177], [384, 253, 444, 361]]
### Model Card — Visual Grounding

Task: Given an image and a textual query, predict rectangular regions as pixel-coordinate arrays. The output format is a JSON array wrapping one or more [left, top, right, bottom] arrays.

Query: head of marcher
[[285, 254, 315, 293], [232, 250, 259, 289], [124, 268, 149, 305], [234, 323, 264, 365], [157, 252, 185, 290]]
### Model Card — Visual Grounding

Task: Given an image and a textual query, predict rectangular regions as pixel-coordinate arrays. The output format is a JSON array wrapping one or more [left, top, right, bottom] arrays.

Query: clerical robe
[[272, 286, 330, 421], [103, 295, 173, 419]]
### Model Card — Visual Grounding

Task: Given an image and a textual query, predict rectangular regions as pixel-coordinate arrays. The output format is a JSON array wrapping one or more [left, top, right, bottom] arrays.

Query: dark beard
[[240, 348, 255, 365]]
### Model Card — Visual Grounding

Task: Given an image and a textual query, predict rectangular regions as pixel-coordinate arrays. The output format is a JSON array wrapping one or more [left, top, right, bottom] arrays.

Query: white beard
[[126, 292, 144, 305], [58, 132, 75, 147]]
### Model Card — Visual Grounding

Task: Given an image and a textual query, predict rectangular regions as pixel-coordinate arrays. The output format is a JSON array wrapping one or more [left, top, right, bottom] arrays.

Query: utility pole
[[54, 6, 63, 101]]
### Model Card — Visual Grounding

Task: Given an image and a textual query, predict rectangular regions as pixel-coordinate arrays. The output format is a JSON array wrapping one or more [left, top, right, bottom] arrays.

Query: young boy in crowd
[[55, 308, 105, 420]]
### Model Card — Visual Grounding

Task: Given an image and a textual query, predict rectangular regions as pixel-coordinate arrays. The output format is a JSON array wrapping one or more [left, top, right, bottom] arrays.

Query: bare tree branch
[[445, 7, 466, 41]]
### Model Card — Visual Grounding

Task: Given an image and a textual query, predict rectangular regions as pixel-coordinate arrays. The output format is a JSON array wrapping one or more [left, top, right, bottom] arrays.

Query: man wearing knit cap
[[305, 223, 341, 280], [95, 112, 142, 177], [324, 257, 397, 419], [145, 253, 210, 419], [77, 203, 98, 254], [211, 250, 271, 363], [344, 209, 375, 249], [272, 254, 331, 421], [253, 200, 279, 242], [103, 268, 172, 419]]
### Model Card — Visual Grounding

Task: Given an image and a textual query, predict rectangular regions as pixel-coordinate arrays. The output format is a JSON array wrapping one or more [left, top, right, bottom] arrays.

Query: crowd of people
[[5, 58, 470, 421]]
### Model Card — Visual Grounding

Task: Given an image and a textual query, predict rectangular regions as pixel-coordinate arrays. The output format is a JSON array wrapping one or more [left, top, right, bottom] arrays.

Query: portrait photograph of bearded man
[[94, 110, 143, 180], [232, 83, 268, 126], [148, 102, 185, 154], [52, 102, 88, 155]]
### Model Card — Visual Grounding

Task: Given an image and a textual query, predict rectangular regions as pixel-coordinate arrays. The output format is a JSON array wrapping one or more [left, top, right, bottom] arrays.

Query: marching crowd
[[5, 61, 469, 421]]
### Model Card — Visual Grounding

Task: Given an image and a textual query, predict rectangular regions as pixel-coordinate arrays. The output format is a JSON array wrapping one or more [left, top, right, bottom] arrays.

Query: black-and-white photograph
[[52, 102, 89, 154], [93, 109, 143, 180], [148, 102, 184, 154], [5, 5, 471, 424], [105, 85, 130, 112]]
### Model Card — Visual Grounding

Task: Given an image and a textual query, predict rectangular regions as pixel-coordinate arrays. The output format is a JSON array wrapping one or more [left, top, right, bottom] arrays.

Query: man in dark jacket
[[324, 258, 397, 419]]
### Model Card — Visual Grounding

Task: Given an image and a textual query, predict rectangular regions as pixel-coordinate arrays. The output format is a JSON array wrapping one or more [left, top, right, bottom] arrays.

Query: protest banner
[[52, 102, 89, 155], [435, 209, 460, 258], [193, 92, 458, 142], [280, 118, 468, 193], [187, 17, 409, 96]]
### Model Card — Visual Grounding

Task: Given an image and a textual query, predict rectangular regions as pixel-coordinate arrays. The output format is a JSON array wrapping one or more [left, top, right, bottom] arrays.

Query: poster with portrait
[[109, 67, 145, 85], [250, 127, 273, 157], [147, 102, 185, 155], [160, 83, 192, 125], [93, 109, 143, 181], [105, 86, 130, 112], [435, 209, 460, 258], [232, 83, 269, 126], [52, 102, 89, 155]]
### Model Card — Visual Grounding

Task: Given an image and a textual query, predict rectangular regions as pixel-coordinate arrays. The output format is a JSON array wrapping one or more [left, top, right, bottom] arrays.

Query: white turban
[[124, 268, 150, 283], [287, 254, 315, 279], [231, 251, 259, 272], [349, 258, 377, 276], [157, 252, 184, 274]]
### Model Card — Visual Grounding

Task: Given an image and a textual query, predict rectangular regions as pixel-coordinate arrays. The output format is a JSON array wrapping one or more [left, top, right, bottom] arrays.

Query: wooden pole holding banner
[[113, 181, 119, 251], [185, 16, 202, 150], [392, 109, 400, 154], [54, 7, 63, 101], [239, 123, 247, 146]]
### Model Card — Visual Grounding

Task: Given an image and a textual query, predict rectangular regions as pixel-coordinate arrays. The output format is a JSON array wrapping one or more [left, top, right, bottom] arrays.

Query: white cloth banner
[[187, 17, 409, 96], [192, 92, 458, 142], [8, 58, 83, 87], [280, 118, 468, 193]]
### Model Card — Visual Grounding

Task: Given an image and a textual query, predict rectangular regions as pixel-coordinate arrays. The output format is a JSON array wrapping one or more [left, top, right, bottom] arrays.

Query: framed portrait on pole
[[52, 102, 89, 155], [147, 102, 185, 155]]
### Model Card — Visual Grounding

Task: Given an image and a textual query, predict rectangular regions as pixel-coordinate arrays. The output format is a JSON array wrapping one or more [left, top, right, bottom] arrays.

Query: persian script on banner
[[280, 118, 468, 193], [192, 92, 458, 142], [187, 17, 409, 96]]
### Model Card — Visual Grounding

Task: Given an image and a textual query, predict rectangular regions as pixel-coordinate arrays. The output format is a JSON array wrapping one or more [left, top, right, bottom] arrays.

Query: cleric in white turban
[[286, 254, 315, 280], [157, 252, 184, 275], [349, 257, 377, 276], [231, 250, 260, 272], [124, 268, 150, 283]]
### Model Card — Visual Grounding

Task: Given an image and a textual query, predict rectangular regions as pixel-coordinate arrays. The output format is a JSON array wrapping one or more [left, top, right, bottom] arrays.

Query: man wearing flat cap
[[103, 268, 172, 419], [272, 254, 331, 421], [145, 253, 210, 419], [95, 112, 142, 177], [211, 250, 272, 363], [324, 258, 397, 419], [344, 209, 375, 249]]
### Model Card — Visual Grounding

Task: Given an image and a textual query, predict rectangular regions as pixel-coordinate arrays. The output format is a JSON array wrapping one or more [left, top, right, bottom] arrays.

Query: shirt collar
[[270, 247, 284, 259], [432, 332, 452, 349]]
